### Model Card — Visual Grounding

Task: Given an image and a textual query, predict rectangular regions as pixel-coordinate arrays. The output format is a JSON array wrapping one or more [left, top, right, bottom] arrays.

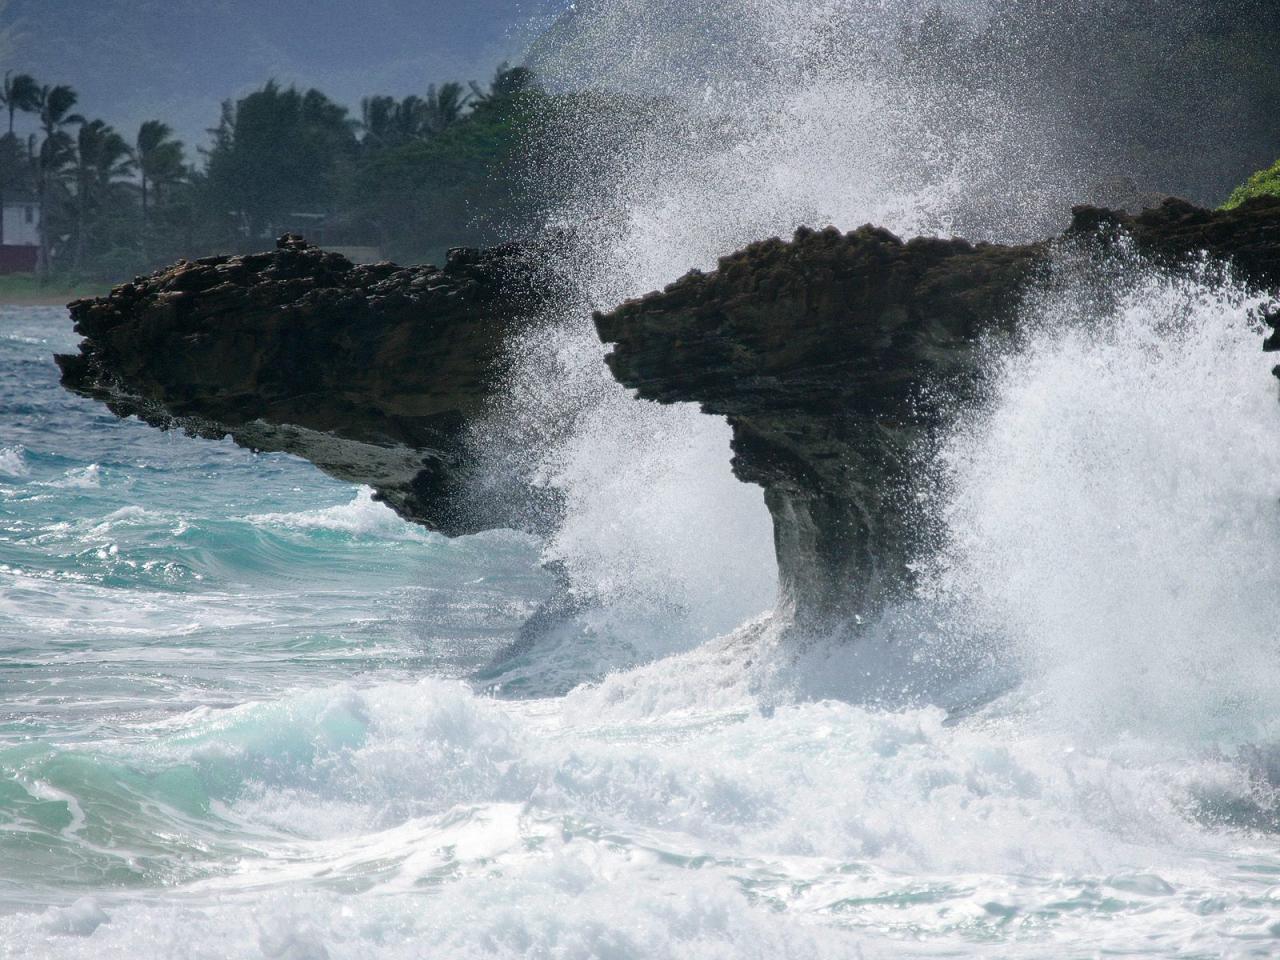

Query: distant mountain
[[2, 0, 567, 150]]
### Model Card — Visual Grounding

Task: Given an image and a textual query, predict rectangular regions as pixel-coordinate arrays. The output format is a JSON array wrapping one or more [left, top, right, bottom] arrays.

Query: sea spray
[[480, 0, 1104, 664], [927, 252, 1280, 746]]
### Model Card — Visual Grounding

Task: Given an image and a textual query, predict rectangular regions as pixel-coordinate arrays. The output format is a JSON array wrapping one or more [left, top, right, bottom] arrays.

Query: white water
[[487, 0, 1093, 659], [7, 272, 1280, 956], [931, 259, 1280, 747]]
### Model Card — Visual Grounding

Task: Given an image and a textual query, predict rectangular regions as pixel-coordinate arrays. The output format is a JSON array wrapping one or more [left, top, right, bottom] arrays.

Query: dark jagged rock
[[58, 235, 564, 536], [596, 197, 1280, 631], [59, 199, 1280, 638]]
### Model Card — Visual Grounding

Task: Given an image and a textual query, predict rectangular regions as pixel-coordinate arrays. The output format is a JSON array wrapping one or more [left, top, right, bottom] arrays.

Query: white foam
[[929, 258, 1280, 746], [3, 671, 1267, 957], [249, 487, 435, 542], [46, 463, 102, 489], [40, 898, 110, 937], [6, 4, 1280, 958], [0, 444, 27, 478]]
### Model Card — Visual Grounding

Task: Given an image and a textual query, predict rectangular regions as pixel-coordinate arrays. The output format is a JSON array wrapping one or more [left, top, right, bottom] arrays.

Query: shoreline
[[0, 272, 111, 308], [0, 295, 82, 308], [0, 282, 109, 309]]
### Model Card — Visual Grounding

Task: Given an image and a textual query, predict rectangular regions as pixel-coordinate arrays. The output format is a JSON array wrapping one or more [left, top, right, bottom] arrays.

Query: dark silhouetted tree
[[72, 119, 133, 270], [1, 71, 38, 135], [31, 83, 82, 275], [0, 72, 38, 246], [424, 83, 471, 133], [135, 120, 184, 222], [203, 81, 356, 241]]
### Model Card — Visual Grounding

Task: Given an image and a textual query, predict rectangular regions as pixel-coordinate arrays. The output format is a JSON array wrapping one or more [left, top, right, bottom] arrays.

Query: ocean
[[5, 261, 1280, 959]]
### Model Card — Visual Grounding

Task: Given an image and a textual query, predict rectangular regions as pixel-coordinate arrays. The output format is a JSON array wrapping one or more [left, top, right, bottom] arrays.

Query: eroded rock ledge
[[59, 198, 1280, 636], [58, 236, 564, 536], [595, 197, 1280, 630]]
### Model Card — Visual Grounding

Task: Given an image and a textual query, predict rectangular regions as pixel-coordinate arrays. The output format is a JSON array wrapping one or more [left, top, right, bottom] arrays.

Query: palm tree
[[0, 72, 38, 244], [423, 83, 471, 134], [360, 95, 398, 148], [469, 64, 536, 108], [30, 84, 82, 277], [31, 130, 73, 275], [395, 95, 428, 141], [361, 95, 435, 147], [134, 120, 184, 222], [360, 87, 473, 151], [33, 84, 82, 142], [1, 71, 38, 134], [72, 119, 133, 270], [0, 131, 26, 245]]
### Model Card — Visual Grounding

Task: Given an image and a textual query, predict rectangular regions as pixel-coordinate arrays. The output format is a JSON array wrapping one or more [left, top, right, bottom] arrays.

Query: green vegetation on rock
[[1223, 158, 1280, 211]]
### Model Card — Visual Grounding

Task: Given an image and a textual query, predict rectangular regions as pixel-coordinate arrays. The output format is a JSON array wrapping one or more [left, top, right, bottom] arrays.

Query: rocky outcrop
[[59, 198, 1280, 637], [58, 235, 565, 536], [596, 197, 1280, 631]]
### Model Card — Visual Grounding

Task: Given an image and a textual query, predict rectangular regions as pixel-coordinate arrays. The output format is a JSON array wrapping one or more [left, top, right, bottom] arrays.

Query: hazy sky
[[2, 0, 567, 150]]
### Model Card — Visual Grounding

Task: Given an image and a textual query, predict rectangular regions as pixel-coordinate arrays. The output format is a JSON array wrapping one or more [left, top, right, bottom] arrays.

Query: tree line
[[0, 64, 546, 282]]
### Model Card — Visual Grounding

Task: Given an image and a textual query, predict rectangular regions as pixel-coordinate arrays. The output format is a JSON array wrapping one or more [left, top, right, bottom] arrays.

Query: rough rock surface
[[57, 235, 563, 536], [596, 197, 1280, 630], [59, 199, 1280, 636]]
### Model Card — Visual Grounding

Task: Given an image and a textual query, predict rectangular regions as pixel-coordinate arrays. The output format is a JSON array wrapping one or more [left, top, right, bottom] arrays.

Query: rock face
[[59, 198, 1280, 637], [596, 197, 1280, 632], [58, 236, 564, 536]]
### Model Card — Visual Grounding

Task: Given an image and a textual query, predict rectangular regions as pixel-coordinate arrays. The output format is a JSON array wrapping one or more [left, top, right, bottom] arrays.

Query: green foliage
[[70, 120, 134, 270], [360, 84, 471, 149], [202, 82, 356, 238], [1, 71, 39, 135], [1, 62, 557, 281], [33, 84, 81, 138], [348, 77, 544, 262], [1222, 158, 1280, 210], [135, 121, 184, 204], [0, 131, 25, 194]]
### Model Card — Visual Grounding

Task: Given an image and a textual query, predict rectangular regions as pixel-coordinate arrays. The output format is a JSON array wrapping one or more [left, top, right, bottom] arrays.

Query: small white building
[[1, 196, 40, 248]]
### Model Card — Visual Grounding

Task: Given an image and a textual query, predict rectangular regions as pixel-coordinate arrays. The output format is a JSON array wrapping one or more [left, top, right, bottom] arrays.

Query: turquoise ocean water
[[7, 290, 1280, 959]]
